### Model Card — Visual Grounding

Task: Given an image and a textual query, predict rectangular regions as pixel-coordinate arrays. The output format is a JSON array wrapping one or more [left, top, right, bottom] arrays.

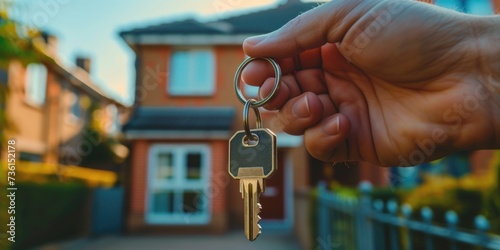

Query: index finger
[[243, 0, 371, 58], [241, 47, 323, 86]]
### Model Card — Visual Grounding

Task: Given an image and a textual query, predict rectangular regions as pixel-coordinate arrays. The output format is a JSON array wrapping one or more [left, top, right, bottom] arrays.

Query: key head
[[228, 128, 277, 179]]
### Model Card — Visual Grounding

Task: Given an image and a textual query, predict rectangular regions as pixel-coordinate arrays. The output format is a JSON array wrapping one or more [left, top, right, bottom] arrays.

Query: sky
[[11, 0, 285, 105]]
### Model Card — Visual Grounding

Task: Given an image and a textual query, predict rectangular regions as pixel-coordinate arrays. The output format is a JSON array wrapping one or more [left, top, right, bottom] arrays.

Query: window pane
[[466, 0, 493, 15], [193, 51, 214, 94], [25, 63, 47, 105], [153, 191, 174, 213], [71, 92, 81, 118], [182, 191, 204, 213], [20, 152, 43, 162], [157, 152, 174, 180], [168, 50, 214, 95], [436, 0, 493, 14], [245, 84, 259, 97], [435, 0, 463, 11], [169, 51, 188, 94], [186, 152, 202, 180]]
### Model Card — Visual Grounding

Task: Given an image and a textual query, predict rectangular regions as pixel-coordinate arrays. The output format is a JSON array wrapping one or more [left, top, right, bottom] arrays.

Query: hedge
[[0, 181, 90, 250]]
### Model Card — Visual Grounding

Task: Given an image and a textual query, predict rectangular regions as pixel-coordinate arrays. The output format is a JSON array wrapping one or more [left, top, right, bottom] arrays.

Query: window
[[0, 68, 7, 85], [435, 0, 493, 15], [70, 91, 81, 118], [105, 104, 120, 135], [168, 49, 215, 96], [20, 152, 43, 162], [146, 144, 211, 225], [25, 63, 47, 105], [245, 84, 259, 98]]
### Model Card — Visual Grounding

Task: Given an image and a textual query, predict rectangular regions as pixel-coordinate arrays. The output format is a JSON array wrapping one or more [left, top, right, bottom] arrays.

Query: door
[[260, 149, 285, 221]]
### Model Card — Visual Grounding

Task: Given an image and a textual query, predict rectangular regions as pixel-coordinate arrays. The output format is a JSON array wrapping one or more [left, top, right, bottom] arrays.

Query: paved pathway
[[37, 230, 304, 250]]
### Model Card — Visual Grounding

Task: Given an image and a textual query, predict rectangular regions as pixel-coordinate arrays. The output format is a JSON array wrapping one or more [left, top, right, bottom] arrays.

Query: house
[[119, 0, 388, 236], [0, 22, 129, 170]]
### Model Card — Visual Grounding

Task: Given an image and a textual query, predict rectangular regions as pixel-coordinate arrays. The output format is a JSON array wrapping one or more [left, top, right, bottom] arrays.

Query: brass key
[[229, 128, 277, 241], [230, 57, 281, 241]]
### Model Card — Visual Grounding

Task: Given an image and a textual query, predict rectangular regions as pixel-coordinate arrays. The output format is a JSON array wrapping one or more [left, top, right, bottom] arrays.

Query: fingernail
[[292, 95, 310, 118], [322, 116, 340, 135], [245, 34, 267, 45]]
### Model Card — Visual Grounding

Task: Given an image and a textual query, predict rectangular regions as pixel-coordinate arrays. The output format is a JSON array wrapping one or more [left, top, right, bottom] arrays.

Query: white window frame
[[25, 63, 47, 106], [146, 144, 211, 225], [167, 48, 215, 96]]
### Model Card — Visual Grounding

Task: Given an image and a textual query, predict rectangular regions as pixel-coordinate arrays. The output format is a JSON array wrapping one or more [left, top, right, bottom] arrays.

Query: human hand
[[242, 0, 500, 166]]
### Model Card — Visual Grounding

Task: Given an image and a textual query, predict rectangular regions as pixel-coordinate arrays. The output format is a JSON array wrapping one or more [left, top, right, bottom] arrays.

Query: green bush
[[0, 186, 12, 250], [1, 181, 90, 250]]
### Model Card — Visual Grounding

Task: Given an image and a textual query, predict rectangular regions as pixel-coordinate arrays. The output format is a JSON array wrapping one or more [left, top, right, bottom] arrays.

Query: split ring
[[234, 57, 281, 108], [243, 98, 262, 142]]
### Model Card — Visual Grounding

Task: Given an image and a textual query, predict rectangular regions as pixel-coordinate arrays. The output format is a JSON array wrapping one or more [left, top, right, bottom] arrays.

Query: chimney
[[40, 31, 58, 57], [76, 57, 91, 74]]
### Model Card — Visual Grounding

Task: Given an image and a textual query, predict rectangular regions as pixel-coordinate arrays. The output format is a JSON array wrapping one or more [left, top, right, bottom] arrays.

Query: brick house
[[120, 0, 390, 236], [1, 31, 129, 169]]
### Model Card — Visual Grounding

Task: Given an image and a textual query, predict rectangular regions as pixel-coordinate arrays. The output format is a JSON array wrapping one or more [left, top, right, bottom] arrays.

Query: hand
[[242, 0, 500, 166]]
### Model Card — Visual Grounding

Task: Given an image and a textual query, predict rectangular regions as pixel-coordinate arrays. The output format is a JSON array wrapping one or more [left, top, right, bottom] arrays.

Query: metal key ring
[[234, 57, 282, 108], [243, 98, 262, 142]]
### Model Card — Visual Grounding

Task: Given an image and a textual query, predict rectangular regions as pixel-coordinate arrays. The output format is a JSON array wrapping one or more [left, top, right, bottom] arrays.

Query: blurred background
[[0, 0, 499, 249]]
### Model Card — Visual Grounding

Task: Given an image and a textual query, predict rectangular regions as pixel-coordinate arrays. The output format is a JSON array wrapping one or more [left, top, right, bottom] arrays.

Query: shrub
[[3, 181, 90, 250]]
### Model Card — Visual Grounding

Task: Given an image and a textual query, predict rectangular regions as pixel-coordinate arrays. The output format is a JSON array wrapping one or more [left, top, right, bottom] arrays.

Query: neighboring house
[[119, 0, 387, 236], [1, 30, 129, 170]]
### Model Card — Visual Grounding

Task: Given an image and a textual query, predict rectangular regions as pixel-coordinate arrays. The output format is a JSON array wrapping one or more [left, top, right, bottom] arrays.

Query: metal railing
[[316, 182, 500, 250]]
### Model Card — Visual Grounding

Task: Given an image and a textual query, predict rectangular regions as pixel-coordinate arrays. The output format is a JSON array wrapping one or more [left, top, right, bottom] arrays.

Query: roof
[[31, 37, 127, 107], [123, 107, 235, 132], [1, 20, 126, 107], [119, 0, 320, 45]]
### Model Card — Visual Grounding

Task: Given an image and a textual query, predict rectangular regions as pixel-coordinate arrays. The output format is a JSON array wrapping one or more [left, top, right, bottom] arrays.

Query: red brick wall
[[358, 161, 389, 187], [210, 140, 229, 214], [469, 150, 495, 176], [129, 140, 148, 215], [44, 70, 61, 164], [493, 0, 500, 13], [135, 45, 244, 108]]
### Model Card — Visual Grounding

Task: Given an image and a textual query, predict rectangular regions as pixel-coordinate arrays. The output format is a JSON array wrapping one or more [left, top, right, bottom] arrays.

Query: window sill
[[168, 93, 215, 97], [145, 213, 210, 225], [23, 99, 45, 110]]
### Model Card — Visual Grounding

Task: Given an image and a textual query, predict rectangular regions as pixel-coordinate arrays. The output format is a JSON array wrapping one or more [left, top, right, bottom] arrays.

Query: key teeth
[[251, 226, 262, 242], [252, 203, 262, 241]]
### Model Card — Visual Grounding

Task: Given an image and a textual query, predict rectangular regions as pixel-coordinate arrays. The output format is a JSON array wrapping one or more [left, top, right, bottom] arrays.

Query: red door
[[259, 149, 285, 220]]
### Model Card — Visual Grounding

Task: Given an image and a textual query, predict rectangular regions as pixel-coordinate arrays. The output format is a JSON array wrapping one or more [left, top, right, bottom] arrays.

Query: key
[[228, 128, 277, 241]]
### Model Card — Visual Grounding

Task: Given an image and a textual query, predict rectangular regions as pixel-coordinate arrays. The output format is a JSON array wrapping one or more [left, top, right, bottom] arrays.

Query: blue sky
[[12, 0, 283, 105]]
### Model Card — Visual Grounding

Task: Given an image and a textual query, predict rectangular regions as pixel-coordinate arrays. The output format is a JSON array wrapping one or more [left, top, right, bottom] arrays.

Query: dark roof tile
[[123, 107, 235, 131], [120, 1, 320, 35]]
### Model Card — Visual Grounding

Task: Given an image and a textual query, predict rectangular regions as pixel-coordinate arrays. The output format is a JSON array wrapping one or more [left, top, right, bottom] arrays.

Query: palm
[[243, 0, 495, 166], [317, 4, 483, 165]]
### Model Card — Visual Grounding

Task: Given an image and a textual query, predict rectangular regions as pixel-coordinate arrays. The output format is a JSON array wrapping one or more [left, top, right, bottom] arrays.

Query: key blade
[[240, 178, 263, 241]]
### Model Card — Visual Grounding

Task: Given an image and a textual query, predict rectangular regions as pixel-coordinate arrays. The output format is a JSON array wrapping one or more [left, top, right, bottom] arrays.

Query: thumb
[[243, 0, 368, 58]]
